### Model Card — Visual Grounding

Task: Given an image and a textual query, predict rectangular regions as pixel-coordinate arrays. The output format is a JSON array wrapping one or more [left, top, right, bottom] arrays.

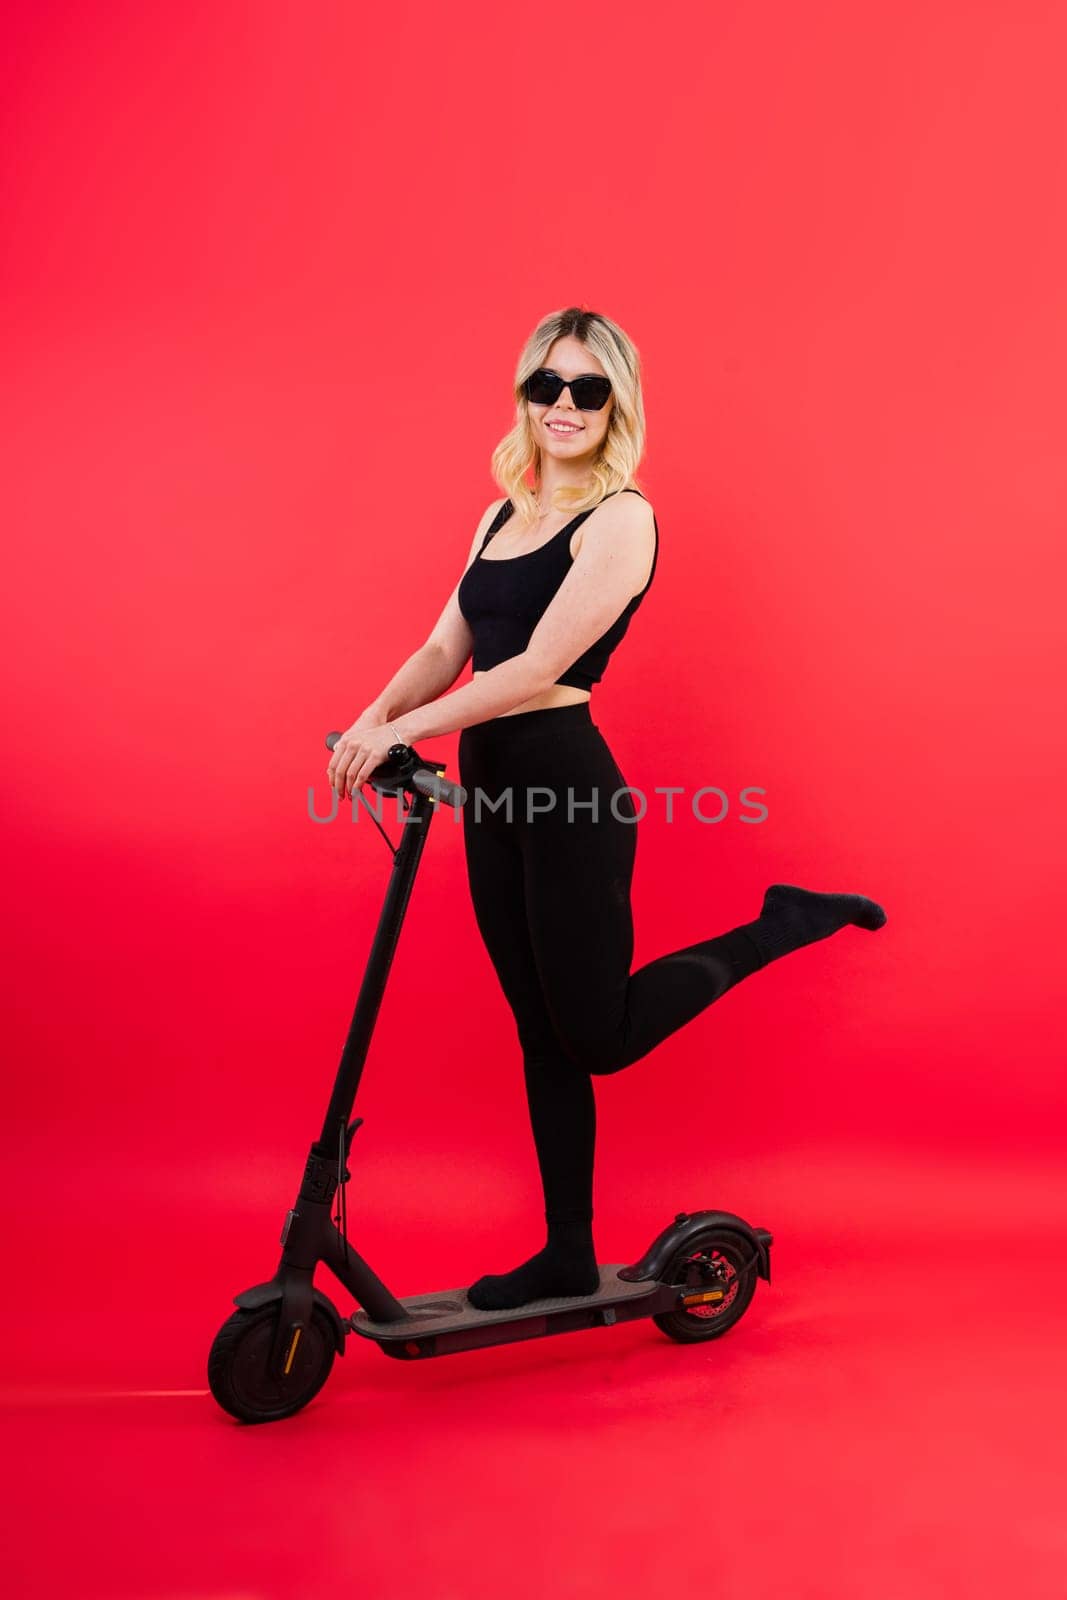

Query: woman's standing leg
[[459, 728, 601, 1309]]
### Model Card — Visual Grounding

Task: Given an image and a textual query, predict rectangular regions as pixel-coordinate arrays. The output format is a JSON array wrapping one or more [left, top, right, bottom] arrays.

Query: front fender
[[618, 1209, 773, 1286], [233, 1278, 348, 1355]]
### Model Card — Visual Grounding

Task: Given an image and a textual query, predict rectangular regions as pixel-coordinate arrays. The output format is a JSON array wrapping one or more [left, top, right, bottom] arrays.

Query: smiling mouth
[[547, 421, 583, 434]]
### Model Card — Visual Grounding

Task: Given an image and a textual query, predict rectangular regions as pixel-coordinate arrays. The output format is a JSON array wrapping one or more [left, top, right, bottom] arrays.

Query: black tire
[[651, 1227, 760, 1344], [208, 1302, 337, 1423]]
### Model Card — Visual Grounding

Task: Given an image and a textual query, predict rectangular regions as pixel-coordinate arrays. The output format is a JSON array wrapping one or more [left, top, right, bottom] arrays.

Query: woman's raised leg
[[521, 726, 886, 1077]]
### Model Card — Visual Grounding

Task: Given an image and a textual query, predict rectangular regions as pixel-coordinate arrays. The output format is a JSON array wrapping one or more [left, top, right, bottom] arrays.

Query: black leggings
[[457, 701, 765, 1227]]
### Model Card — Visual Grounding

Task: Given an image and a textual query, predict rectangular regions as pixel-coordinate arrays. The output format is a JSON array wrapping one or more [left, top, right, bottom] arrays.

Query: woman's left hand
[[327, 722, 402, 799]]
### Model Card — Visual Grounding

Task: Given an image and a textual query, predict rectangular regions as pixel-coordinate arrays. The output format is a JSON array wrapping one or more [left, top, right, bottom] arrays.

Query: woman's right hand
[[325, 705, 392, 791]]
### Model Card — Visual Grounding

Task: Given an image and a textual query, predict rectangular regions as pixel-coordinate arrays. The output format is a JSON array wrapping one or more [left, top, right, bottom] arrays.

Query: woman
[[327, 305, 886, 1311]]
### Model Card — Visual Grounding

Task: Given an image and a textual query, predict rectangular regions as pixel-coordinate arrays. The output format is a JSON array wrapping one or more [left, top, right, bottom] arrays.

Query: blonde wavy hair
[[489, 305, 647, 524]]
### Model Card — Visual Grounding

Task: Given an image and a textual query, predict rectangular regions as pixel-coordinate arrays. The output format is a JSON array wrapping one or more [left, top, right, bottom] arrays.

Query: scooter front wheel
[[208, 1302, 337, 1423], [652, 1227, 759, 1344]]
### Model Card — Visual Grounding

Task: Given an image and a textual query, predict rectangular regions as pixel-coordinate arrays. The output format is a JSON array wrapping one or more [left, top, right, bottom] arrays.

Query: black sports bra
[[456, 486, 658, 692]]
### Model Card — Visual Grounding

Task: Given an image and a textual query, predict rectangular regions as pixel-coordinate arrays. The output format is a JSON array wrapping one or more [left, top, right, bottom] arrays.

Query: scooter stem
[[317, 785, 438, 1153]]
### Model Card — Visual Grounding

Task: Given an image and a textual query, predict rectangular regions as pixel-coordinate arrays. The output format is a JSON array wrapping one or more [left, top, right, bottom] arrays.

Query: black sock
[[735, 882, 887, 967], [466, 1217, 600, 1311]]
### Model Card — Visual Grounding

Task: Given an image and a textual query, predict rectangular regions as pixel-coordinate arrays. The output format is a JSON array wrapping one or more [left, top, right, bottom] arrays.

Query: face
[[526, 335, 614, 466]]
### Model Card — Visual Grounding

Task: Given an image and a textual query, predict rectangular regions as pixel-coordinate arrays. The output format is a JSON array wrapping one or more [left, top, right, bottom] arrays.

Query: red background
[[2, 2, 1064, 1596]]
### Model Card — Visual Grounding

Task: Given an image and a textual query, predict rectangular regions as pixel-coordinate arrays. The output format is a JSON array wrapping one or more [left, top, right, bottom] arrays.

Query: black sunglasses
[[523, 367, 613, 411]]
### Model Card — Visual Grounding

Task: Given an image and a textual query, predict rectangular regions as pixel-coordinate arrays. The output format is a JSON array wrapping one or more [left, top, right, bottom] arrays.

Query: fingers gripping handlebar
[[325, 731, 467, 809]]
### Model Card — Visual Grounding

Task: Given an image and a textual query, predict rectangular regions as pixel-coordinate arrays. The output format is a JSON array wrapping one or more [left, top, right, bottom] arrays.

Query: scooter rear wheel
[[208, 1303, 337, 1423], [652, 1227, 759, 1343]]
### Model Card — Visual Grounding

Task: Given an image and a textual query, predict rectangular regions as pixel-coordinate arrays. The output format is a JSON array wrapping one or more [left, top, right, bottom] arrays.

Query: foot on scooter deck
[[350, 1264, 658, 1341]]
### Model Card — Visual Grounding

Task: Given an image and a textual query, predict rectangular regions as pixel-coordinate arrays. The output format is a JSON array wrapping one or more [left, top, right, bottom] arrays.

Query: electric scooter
[[207, 733, 774, 1424]]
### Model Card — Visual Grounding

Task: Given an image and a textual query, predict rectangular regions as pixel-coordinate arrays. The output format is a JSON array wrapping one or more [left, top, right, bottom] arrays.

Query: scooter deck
[[350, 1263, 659, 1341]]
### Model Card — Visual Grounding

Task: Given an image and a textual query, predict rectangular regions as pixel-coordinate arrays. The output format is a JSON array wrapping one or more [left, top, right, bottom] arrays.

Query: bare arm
[[391, 654, 564, 742], [359, 642, 463, 726], [392, 494, 656, 744]]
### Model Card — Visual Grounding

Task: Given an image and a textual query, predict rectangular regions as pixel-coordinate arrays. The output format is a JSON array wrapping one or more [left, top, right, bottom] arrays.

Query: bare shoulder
[[593, 488, 655, 529], [576, 487, 656, 550], [462, 495, 509, 563], [622, 487, 656, 523], [573, 489, 656, 591], [481, 493, 509, 527], [478, 493, 510, 537]]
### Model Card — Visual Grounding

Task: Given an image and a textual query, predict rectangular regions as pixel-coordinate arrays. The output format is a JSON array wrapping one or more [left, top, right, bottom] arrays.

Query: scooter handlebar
[[409, 765, 467, 808], [325, 731, 467, 808]]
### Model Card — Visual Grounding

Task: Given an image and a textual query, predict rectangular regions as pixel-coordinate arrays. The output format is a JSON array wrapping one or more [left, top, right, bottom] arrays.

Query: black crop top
[[456, 487, 658, 691]]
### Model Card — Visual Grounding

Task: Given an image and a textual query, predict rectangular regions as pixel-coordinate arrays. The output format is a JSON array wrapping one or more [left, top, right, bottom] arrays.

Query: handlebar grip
[[412, 767, 467, 808], [324, 730, 467, 808]]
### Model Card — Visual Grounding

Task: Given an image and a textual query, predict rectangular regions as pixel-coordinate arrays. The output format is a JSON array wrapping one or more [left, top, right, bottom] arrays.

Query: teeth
[[549, 423, 580, 432]]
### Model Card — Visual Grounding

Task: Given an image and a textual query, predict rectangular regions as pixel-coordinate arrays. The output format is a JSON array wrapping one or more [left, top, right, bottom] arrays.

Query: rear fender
[[618, 1209, 772, 1286]]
